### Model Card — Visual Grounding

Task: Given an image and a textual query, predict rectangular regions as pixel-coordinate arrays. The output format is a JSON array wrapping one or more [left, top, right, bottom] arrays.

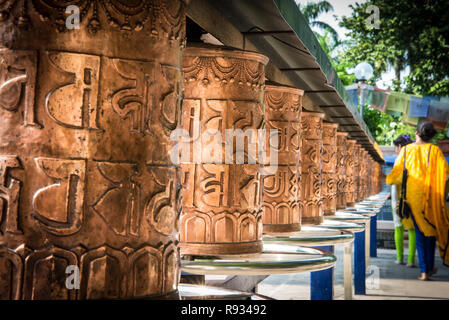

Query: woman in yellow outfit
[[386, 121, 449, 280]]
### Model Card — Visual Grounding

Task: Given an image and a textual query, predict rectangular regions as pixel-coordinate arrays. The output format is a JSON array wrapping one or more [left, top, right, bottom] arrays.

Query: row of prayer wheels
[[0, 0, 383, 299]]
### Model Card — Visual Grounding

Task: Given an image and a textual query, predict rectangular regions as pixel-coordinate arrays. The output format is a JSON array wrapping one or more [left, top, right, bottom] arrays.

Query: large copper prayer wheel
[[0, 0, 185, 299], [322, 122, 338, 216], [336, 132, 348, 210], [300, 111, 324, 225], [179, 44, 268, 256], [345, 139, 357, 207], [374, 161, 383, 194], [262, 84, 303, 233]]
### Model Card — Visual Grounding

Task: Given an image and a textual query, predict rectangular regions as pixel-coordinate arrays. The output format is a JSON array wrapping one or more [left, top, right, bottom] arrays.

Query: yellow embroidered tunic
[[386, 143, 449, 266]]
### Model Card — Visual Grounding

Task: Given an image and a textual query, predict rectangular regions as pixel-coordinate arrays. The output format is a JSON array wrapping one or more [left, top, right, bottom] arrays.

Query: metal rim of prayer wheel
[[318, 220, 365, 233], [300, 111, 325, 225], [262, 226, 354, 246], [179, 43, 269, 256], [325, 212, 370, 223], [0, 0, 186, 300], [178, 284, 272, 300], [180, 243, 336, 275], [262, 84, 304, 234]]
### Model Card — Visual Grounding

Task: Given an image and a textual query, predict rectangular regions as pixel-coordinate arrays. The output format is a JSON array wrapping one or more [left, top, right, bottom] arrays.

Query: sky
[[295, 0, 409, 89], [296, 0, 358, 40]]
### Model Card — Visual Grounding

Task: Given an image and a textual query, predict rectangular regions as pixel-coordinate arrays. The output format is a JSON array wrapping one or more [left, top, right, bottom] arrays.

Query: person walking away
[[386, 121, 449, 280], [391, 135, 416, 267]]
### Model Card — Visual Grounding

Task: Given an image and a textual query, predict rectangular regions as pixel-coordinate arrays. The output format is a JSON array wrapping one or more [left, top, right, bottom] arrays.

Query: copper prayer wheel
[[345, 139, 357, 207], [179, 43, 268, 256], [353, 144, 362, 202], [358, 149, 364, 200], [360, 149, 368, 199], [300, 111, 325, 225], [262, 84, 303, 233], [0, 0, 186, 300], [336, 132, 348, 210], [374, 161, 383, 194], [370, 156, 374, 195], [368, 157, 373, 196], [371, 157, 376, 196], [322, 122, 338, 216]]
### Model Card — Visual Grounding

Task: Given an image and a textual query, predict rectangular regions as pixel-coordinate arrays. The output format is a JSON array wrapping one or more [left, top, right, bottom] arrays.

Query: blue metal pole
[[370, 215, 377, 257], [354, 230, 366, 295], [310, 245, 334, 300]]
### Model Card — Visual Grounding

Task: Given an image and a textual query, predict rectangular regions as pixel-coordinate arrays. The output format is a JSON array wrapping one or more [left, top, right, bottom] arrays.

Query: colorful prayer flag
[[428, 98, 449, 122], [369, 87, 389, 112], [408, 96, 429, 117], [346, 88, 359, 109], [386, 92, 409, 113], [402, 104, 419, 126]]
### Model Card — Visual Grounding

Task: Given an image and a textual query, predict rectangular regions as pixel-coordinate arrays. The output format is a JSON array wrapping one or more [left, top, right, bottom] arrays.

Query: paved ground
[[257, 246, 449, 300]]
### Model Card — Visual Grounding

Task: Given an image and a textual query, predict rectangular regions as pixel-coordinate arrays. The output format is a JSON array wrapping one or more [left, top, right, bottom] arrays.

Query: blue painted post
[[370, 215, 377, 257], [311, 245, 334, 300], [354, 230, 366, 295]]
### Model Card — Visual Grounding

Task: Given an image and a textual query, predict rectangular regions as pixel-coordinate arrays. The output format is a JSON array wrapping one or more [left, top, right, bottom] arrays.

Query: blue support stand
[[354, 230, 366, 295], [310, 245, 334, 300], [370, 215, 377, 258]]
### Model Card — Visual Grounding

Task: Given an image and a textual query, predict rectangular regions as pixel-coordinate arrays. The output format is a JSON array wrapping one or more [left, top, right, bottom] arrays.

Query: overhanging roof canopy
[[187, 0, 384, 162]]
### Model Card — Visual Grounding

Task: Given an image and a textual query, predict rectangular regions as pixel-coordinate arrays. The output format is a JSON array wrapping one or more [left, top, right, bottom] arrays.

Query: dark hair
[[393, 135, 412, 147], [417, 121, 437, 142]]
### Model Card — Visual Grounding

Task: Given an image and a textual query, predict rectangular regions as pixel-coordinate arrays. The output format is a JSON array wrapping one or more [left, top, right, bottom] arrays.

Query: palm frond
[[301, 1, 334, 21], [310, 21, 340, 45]]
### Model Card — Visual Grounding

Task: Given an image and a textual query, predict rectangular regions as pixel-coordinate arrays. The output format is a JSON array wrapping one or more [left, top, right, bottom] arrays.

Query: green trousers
[[394, 226, 416, 263]]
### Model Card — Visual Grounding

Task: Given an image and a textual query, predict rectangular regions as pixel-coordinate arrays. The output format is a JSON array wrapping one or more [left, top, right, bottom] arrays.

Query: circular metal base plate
[[181, 243, 336, 276]]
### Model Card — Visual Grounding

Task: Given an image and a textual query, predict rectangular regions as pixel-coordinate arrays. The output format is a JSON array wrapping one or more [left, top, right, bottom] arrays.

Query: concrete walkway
[[257, 246, 449, 300]]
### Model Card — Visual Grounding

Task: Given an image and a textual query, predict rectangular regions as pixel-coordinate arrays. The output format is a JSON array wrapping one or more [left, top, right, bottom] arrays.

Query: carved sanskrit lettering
[[91, 162, 180, 239], [181, 98, 263, 163], [0, 49, 38, 127], [46, 51, 101, 130], [90, 161, 140, 237], [143, 166, 180, 238], [0, 248, 23, 300], [0, 156, 22, 235], [301, 112, 324, 224], [182, 164, 261, 212], [33, 158, 87, 236], [262, 166, 300, 226], [110, 59, 180, 136]]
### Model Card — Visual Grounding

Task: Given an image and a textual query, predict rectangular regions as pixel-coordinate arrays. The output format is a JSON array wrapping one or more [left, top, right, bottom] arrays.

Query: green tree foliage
[[362, 106, 416, 145], [336, 0, 449, 145], [339, 0, 449, 96], [315, 31, 356, 86], [297, 1, 340, 45]]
